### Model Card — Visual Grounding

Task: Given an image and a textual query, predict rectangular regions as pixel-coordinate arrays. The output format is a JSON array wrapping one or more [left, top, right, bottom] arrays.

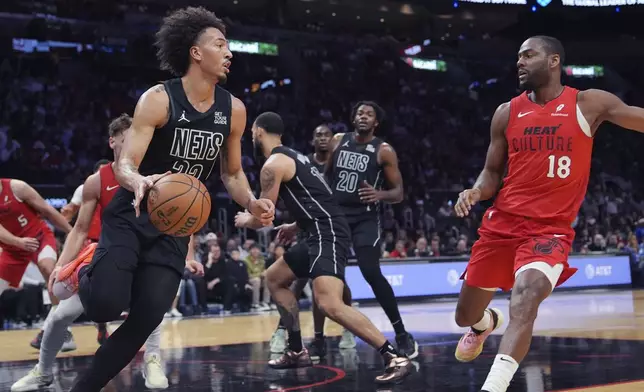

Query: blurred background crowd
[[1, 0, 644, 319]]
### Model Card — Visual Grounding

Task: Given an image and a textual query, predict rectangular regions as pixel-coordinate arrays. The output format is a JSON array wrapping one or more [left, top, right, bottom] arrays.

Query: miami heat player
[[0, 178, 72, 348], [453, 35, 644, 392]]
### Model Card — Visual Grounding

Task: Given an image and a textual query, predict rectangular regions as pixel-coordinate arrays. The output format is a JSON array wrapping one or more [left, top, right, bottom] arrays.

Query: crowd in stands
[[1, 13, 644, 316]]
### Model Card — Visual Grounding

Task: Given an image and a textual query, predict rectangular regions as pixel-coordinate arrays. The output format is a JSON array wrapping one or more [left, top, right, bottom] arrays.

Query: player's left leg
[[142, 322, 169, 390], [270, 277, 308, 354], [480, 232, 576, 392]]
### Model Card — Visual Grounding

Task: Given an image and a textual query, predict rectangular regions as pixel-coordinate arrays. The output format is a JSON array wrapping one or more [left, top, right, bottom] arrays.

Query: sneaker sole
[[144, 372, 169, 390], [454, 308, 505, 363]]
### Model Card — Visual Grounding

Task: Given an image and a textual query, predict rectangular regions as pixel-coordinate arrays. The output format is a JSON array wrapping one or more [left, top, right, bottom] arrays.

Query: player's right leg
[[311, 276, 412, 384], [70, 263, 180, 392], [11, 294, 84, 392], [454, 223, 516, 363]]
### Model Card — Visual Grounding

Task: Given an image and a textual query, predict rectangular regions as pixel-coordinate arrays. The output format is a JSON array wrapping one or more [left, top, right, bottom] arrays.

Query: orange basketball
[[146, 173, 211, 237]]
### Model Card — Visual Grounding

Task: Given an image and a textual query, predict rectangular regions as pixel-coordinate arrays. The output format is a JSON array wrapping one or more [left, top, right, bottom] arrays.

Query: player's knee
[[510, 273, 552, 320]]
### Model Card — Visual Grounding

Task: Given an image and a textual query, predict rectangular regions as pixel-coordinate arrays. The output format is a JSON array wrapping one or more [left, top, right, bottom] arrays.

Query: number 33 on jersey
[[495, 86, 594, 223]]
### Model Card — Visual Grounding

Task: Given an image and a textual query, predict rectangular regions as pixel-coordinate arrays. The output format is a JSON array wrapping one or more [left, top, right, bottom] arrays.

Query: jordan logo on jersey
[[170, 128, 224, 178], [336, 150, 370, 172], [214, 111, 227, 125]]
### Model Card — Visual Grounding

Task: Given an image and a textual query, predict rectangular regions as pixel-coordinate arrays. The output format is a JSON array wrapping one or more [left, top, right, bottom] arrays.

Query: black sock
[[378, 340, 399, 357], [314, 332, 324, 341], [277, 318, 285, 330], [288, 330, 303, 352], [392, 320, 406, 335]]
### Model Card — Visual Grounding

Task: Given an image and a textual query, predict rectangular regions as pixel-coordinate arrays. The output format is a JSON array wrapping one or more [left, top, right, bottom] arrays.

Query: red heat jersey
[[87, 163, 120, 241], [494, 87, 593, 224], [0, 179, 50, 251]]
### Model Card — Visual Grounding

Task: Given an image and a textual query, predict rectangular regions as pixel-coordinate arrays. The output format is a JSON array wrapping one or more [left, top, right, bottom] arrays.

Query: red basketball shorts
[[461, 208, 578, 292], [0, 229, 57, 288]]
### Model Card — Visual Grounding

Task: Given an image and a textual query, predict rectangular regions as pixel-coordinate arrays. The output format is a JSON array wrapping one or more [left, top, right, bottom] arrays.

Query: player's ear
[[190, 46, 202, 62], [550, 54, 560, 69]]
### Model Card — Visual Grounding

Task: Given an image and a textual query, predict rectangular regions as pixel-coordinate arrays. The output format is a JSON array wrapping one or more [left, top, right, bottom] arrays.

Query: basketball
[[146, 173, 211, 237]]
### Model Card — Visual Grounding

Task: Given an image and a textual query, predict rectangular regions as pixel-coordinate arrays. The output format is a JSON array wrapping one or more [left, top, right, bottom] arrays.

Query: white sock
[[144, 323, 163, 359], [41, 305, 58, 331], [471, 309, 491, 332], [481, 354, 519, 392]]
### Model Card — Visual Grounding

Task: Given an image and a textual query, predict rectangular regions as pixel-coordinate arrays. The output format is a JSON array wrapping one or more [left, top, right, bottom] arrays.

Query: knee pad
[[515, 262, 564, 292]]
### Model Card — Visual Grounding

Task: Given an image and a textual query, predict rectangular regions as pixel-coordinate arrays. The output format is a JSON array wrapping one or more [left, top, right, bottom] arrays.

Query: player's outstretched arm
[[12, 180, 72, 234], [583, 89, 644, 132], [116, 84, 171, 216], [221, 97, 274, 225], [56, 173, 100, 269], [455, 102, 509, 217], [473, 102, 510, 201], [360, 143, 403, 204]]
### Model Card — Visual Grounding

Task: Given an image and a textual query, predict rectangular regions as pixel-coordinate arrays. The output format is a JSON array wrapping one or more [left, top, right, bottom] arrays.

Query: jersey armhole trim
[[164, 80, 176, 127], [575, 104, 592, 138], [9, 180, 24, 203]]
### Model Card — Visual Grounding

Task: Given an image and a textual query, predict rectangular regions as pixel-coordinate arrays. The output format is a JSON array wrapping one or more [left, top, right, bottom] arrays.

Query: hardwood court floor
[[1, 289, 644, 391]]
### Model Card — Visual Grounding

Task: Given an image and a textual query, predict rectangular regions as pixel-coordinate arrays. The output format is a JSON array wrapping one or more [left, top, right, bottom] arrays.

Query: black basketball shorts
[[92, 188, 190, 276], [346, 215, 381, 250], [283, 235, 349, 281]]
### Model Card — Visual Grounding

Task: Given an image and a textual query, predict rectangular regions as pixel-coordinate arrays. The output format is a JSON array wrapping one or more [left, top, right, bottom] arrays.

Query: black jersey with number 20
[[329, 133, 384, 218], [138, 78, 232, 183]]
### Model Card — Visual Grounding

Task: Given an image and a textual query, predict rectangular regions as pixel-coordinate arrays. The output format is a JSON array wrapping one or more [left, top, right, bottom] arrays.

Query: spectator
[[589, 234, 606, 252], [203, 245, 227, 304], [413, 237, 430, 257], [430, 236, 441, 257], [224, 250, 253, 314], [389, 240, 408, 258], [245, 244, 270, 310]]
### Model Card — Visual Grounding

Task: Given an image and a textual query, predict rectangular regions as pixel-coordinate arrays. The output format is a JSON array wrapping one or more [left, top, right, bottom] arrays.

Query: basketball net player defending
[[0, 179, 72, 349], [65, 8, 273, 392], [269, 125, 356, 357], [325, 101, 418, 358], [453, 36, 644, 392], [11, 115, 177, 391], [235, 112, 412, 384]]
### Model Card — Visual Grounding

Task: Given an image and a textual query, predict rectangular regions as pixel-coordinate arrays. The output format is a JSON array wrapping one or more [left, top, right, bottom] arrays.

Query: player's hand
[[16, 237, 39, 252], [455, 188, 482, 217], [234, 211, 254, 228], [186, 259, 204, 277], [48, 265, 62, 294], [274, 222, 299, 245], [248, 198, 275, 226], [358, 181, 381, 203], [132, 171, 172, 217]]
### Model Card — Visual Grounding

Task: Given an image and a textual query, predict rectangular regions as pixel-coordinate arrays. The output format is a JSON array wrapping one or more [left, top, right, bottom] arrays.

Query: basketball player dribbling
[[453, 36, 644, 392], [62, 8, 274, 392], [11, 115, 176, 392], [0, 178, 72, 349], [235, 112, 412, 384], [324, 101, 418, 358], [269, 124, 356, 357]]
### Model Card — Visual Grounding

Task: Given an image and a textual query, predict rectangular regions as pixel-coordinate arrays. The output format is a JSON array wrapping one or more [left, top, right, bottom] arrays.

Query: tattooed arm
[[234, 154, 292, 230], [221, 97, 275, 226], [116, 84, 172, 216]]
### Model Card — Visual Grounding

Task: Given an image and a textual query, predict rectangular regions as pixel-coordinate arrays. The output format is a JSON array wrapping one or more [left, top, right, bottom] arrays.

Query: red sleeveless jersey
[[494, 87, 593, 224], [87, 163, 120, 241], [0, 179, 49, 251]]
